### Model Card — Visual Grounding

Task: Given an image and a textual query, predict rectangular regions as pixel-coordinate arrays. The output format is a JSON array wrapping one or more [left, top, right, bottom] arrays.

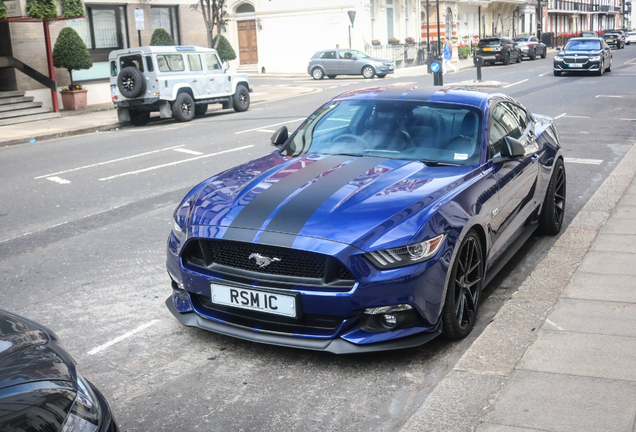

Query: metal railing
[[0, 56, 57, 92], [365, 43, 424, 68]]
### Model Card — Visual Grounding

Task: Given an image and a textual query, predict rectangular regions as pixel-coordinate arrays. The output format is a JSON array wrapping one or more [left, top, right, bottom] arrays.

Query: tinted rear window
[[320, 51, 337, 59], [478, 40, 501, 47]]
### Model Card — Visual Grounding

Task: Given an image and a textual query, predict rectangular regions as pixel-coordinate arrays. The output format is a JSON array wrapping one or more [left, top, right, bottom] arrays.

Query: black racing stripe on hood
[[257, 157, 387, 247], [223, 155, 351, 242]]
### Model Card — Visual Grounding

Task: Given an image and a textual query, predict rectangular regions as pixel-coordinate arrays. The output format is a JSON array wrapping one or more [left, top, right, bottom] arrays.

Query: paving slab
[[568, 209, 610, 229], [591, 233, 636, 253], [476, 423, 550, 432], [401, 370, 506, 432], [548, 298, 636, 337], [613, 206, 636, 219], [453, 299, 552, 375], [577, 250, 636, 275], [483, 370, 636, 432], [563, 272, 636, 303], [518, 330, 636, 381], [600, 217, 636, 235], [552, 226, 598, 251], [618, 193, 636, 206]]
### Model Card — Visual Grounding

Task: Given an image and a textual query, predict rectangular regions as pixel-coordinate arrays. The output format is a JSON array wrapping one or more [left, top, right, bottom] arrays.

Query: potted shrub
[[388, 37, 400, 45], [53, 27, 92, 110], [405, 36, 415, 44], [371, 39, 381, 46], [150, 28, 175, 46]]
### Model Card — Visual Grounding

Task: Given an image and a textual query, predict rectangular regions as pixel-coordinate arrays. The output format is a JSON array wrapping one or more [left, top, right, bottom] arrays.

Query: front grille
[[563, 56, 588, 63], [182, 239, 356, 288]]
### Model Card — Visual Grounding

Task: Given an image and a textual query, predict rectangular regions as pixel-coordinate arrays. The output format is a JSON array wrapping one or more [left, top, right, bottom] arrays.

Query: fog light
[[382, 313, 398, 328]]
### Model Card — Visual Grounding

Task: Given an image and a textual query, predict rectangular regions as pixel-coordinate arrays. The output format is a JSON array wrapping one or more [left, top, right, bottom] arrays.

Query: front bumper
[[166, 296, 441, 353], [553, 60, 601, 72]]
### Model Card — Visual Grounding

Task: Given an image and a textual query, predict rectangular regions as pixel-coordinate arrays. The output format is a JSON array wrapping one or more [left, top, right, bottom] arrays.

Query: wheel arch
[[233, 80, 250, 93], [173, 85, 194, 101], [361, 64, 377, 74]]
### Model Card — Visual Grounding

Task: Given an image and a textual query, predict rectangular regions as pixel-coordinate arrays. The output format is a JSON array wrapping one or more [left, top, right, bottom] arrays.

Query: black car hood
[[0, 310, 76, 390]]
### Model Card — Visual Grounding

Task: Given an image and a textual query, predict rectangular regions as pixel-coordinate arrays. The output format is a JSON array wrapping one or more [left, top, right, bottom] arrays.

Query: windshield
[[350, 50, 370, 59], [281, 100, 483, 165], [564, 40, 601, 50]]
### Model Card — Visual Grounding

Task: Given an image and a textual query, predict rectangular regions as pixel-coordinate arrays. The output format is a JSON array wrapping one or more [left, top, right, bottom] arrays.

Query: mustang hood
[[186, 153, 475, 250]]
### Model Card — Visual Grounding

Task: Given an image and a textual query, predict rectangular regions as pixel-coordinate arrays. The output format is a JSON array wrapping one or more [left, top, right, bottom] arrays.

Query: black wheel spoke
[[464, 277, 481, 289]]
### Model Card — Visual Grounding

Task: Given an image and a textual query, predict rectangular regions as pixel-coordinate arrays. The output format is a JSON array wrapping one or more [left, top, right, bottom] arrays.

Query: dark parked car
[[580, 31, 597, 37], [513, 36, 547, 60], [476, 37, 522, 65], [308, 49, 394, 80], [0, 310, 118, 431], [554, 37, 613, 76], [602, 33, 625, 49], [166, 86, 566, 353]]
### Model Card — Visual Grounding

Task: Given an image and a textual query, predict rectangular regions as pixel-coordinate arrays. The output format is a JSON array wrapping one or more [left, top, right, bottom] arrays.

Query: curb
[[401, 142, 636, 432], [0, 122, 125, 148]]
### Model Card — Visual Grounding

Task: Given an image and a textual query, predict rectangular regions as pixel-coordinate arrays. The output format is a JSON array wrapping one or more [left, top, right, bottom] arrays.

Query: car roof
[[109, 45, 218, 58], [567, 37, 602, 41], [331, 86, 507, 108]]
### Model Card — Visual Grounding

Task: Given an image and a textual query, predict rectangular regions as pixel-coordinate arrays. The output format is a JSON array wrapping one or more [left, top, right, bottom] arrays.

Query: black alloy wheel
[[503, 52, 510, 65], [539, 158, 566, 235], [530, 49, 536, 60], [516, 52, 522, 63], [442, 230, 483, 339], [172, 92, 195, 122], [117, 67, 146, 98], [232, 85, 250, 112], [541, 48, 547, 58]]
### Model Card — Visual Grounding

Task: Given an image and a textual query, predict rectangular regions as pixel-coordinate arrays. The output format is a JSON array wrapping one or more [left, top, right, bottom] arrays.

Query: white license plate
[[211, 284, 297, 318], [568, 63, 583, 68]]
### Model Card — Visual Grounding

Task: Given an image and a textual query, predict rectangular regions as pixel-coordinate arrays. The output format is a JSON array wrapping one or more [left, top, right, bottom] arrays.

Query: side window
[[120, 55, 143, 71], [510, 104, 529, 133], [339, 50, 353, 59], [188, 54, 203, 71], [145, 56, 154, 72], [157, 54, 185, 72], [489, 103, 522, 158], [320, 51, 336, 59], [205, 54, 222, 71], [110, 61, 117, 77]]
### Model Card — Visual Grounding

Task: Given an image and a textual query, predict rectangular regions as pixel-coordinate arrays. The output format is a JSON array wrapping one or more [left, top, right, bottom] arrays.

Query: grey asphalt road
[[1, 47, 635, 431]]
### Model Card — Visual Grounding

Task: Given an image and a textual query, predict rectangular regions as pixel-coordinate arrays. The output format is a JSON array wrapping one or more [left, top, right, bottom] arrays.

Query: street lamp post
[[537, 0, 542, 40]]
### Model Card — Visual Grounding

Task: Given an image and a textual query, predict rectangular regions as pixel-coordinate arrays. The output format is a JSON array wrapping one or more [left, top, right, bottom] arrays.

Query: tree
[[0, 0, 8, 20], [191, 0, 229, 49], [53, 27, 93, 88], [150, 28, 176, 46], [212, 35, 236, 62], [26, 0, 57, 19]]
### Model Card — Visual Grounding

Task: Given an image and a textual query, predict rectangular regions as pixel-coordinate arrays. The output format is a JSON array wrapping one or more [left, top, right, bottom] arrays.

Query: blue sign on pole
[[431, 62, 441, 73]]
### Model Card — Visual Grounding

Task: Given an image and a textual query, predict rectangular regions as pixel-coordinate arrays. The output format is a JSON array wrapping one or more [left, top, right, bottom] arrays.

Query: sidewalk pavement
[[402, 142, 636, 432]]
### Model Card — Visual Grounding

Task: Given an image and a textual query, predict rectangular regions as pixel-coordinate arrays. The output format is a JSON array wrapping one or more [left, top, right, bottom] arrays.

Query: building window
[[151, 6, 180, 44], [236, 3, 255, 13], [370, 0, 375, 39], [67, 5, 128, 62]]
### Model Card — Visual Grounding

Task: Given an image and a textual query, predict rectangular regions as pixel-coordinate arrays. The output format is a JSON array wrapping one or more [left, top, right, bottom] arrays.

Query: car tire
[[539, 158, 566, 235], [503, 53, 510, 65], [232, 84, 250, 112], [362, 66, 375, 79], [327, 75, 337, 79], [312, 68, 325, 80], [541, 49, 547, 59], [530, 50, 536, 60], [442, 229, 483, 339], [606, 58, 612, 72], [553, 70, 562, 76], [194, 104, 208, 116], [516, 53, 521, 63], [172, 92, 195, 122], [129, 109, 150, 126], [117, 66, 146, 99], [376, 74, 387, 78], [597, 63, 604, 76]]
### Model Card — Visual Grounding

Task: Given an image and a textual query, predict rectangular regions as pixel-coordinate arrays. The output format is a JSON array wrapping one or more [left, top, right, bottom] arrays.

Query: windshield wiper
[[420, 159, 460, 166]]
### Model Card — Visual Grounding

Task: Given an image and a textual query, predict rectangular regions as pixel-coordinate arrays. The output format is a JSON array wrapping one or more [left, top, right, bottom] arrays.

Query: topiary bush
[[26, 0, 58, 19], [60, 0, 84, 17], [212, 35, 236, 62], [0, 0, 8, 20], [458, 44, 470, 59], [150, 28, 176, 46], [53, 27, 92, 88]]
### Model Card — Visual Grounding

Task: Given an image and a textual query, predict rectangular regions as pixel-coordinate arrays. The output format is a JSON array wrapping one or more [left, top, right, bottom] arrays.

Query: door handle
[[532, 153, 540, 160], [210, 78, 214, 81], [192, 79, 198, 83]]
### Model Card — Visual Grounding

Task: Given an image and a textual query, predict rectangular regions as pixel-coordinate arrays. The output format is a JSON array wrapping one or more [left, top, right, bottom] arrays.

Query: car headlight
[[60, 373, 101, 432], [172, 217, 186, 242], [588, 55, 600, 61], [365, 233, 446, 269], [555, 56, 564, 61]]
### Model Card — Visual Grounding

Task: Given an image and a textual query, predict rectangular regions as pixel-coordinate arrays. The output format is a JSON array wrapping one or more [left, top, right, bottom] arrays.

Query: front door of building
[[238, 20, 258, 65]]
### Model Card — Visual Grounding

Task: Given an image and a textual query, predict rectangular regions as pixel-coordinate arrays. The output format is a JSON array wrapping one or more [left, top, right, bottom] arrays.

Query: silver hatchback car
[[308, 49, 395, 80]]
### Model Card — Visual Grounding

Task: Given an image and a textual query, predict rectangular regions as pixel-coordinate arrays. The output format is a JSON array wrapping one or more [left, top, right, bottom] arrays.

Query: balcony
[[549, 0, 597, 12]]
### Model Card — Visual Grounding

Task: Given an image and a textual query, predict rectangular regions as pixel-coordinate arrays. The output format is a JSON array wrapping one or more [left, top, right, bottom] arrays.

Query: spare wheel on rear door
[[118, 66, 146, 98]]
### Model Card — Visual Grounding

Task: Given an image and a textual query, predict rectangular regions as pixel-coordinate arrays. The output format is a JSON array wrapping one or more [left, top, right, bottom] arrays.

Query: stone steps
[[0, 90, 59, 126]]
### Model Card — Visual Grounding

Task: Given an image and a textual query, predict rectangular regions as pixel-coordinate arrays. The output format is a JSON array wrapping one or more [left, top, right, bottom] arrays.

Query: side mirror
[[556, 46, 562, 51], [494, 137, 525, 164], [271, 126, 288, 147]]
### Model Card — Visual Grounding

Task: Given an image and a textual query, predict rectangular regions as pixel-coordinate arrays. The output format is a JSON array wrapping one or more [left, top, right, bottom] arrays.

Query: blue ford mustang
[[166, 86, 566, 353]]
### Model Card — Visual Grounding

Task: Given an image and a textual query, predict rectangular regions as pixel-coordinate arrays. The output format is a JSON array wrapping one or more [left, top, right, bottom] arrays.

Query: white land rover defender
[[109, 46, 251, 126]]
